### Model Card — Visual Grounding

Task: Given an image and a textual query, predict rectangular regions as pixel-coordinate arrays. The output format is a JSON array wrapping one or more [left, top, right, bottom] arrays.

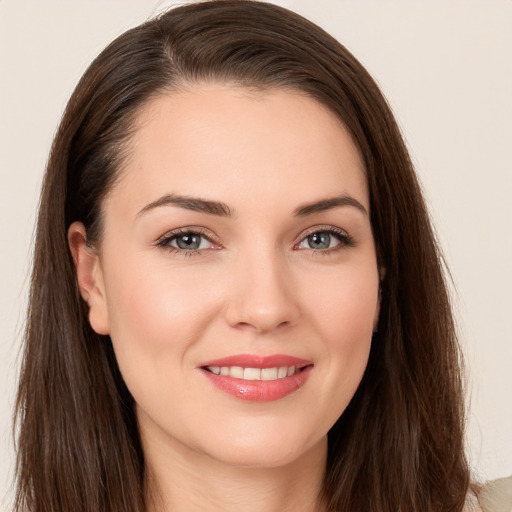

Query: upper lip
[[198, 354, 313, 369]]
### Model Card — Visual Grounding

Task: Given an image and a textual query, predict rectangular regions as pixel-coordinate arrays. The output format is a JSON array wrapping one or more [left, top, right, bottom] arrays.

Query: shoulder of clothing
[[466, 475, 512, 512], [465, 489, 483, 512]]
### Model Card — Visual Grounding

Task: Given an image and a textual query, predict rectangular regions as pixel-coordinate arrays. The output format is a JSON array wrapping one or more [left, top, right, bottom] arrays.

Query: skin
[[69, 85, 381, 512]]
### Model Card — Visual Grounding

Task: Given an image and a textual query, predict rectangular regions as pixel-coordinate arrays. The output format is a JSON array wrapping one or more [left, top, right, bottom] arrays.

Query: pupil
[[308, 232, 330, 249], [177, 234, 200, 250]]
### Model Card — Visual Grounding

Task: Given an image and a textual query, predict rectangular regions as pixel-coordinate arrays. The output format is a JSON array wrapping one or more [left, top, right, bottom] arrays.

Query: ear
[[68, 222, 110, 335], [373, 267, 386, 332]]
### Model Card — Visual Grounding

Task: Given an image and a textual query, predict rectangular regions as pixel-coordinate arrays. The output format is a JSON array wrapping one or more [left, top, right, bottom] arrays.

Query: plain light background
[[1, 0, 511, 508]]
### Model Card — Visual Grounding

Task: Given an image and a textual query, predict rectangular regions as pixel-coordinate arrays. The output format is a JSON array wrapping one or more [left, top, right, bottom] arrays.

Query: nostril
[[231, 318, 292, 333]]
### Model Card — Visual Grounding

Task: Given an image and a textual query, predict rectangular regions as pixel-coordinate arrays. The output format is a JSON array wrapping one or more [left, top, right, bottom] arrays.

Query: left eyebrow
[[293, 194, 368, 217]]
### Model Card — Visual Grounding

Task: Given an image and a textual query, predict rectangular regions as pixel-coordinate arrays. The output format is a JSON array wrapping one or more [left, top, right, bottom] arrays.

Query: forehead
[[111, 84, 368, 216]]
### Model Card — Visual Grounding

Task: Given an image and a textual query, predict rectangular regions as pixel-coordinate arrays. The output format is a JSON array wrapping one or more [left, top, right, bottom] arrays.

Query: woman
[[14, 1, 473, 511]]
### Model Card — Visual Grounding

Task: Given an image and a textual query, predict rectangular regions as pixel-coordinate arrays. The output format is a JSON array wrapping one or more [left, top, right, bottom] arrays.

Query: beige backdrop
[[1, 1, 511, 508]]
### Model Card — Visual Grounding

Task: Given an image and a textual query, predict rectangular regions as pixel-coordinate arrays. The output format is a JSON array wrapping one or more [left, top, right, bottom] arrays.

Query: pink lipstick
[[198, 354, 313, 402]]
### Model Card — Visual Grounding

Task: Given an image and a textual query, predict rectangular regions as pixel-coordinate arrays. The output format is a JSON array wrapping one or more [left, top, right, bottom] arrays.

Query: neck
[[142, 424, 328, 512]]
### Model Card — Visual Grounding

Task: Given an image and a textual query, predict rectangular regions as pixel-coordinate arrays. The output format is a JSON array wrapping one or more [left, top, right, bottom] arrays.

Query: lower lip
[[200, 366, 313, 402]]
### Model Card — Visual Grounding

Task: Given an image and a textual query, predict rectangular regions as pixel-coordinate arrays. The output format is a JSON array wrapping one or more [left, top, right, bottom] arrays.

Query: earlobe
[[68, 222, 110, 335]]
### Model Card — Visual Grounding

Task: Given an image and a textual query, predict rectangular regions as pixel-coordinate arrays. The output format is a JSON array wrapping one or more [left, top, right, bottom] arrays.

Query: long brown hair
[[14, 1, 469, 511]]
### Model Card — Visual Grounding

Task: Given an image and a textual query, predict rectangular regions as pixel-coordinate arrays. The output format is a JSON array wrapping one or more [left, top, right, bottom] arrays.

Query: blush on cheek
[[314, 294, 378, 341], [111, 271, 220, 356]]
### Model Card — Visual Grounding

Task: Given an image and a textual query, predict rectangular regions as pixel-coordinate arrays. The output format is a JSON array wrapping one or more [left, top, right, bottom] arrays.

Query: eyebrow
[[293, 195, 368, 217], [137, 192, 367, 218], [137, 194, 233, 218]]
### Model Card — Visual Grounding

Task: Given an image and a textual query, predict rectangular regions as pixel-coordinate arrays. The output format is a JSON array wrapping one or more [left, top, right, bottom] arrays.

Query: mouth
[[198, 354, 313, 402]]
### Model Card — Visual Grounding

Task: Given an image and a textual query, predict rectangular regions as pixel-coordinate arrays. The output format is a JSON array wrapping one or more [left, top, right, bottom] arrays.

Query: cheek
[[299, 263, 378, 420], [106, 255, 217, 334], [305, 262, 379, 340], [102, 256, 222, 390]]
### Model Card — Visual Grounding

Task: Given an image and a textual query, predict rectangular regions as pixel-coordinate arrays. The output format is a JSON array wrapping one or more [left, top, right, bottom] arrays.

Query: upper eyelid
[[156, 226, 217, 244], [296, 225, 351, 241]]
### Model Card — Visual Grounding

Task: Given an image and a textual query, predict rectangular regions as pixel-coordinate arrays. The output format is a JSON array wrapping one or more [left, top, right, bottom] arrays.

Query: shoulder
[[479, 476, 512, 512], [466, 476, 512, 512], [464, 487, 482, 512], [463, 485, 483, 512]]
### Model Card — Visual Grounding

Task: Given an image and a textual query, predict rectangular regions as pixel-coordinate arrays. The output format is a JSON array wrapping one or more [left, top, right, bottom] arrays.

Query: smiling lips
[[199, 354, 313, 402]]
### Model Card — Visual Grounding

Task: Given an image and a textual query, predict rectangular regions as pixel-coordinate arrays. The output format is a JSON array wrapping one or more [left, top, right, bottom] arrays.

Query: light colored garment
[[479, 476, 512, 512], [466, 489, 483, 512]]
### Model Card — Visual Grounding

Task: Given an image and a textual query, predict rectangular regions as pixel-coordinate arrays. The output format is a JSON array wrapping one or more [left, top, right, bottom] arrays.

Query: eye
[[170, 233, 210, 250], [157, 229, 219, 254], [296, 228, 354, 251]]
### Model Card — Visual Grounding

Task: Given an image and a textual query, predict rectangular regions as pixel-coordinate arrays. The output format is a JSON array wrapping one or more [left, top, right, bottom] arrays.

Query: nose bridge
[[225, 240, 299, 332]]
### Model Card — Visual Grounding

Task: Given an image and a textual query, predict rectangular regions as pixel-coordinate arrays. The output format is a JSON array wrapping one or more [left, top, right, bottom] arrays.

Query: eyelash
[[156, 227, 218, 257], [156, 226, 355, 257], [294, 226, 355, 254]]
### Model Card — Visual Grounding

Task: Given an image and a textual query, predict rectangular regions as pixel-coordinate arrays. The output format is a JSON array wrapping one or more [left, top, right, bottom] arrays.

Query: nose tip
[[228, 305, 293, 333], [225, 257, 299, 333]]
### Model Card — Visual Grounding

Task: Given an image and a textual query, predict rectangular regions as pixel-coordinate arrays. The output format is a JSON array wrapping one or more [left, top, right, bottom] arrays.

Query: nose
[[224, 248, 300, 334]]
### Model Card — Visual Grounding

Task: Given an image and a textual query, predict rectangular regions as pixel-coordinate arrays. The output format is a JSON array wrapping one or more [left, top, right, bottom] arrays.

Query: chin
[[200, 427, 326, 469]]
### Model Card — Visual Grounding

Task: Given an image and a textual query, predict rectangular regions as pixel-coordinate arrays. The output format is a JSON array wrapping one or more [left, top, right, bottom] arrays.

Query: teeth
[[206, 365, 298, 381], [244, 368, 261, 380], [261, 367, 278, 380], [230, 366, 244, 379]]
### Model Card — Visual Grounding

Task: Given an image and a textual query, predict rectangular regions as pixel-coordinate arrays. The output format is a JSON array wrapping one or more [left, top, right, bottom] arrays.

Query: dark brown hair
[[14, 1, 469, 511]]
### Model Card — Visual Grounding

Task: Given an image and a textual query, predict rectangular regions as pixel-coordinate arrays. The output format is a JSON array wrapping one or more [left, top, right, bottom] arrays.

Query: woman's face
[[76, 85, 380, 468]]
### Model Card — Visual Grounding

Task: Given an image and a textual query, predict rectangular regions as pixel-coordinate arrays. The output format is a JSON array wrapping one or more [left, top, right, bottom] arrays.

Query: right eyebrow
[[136, 193, 234, 218]]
